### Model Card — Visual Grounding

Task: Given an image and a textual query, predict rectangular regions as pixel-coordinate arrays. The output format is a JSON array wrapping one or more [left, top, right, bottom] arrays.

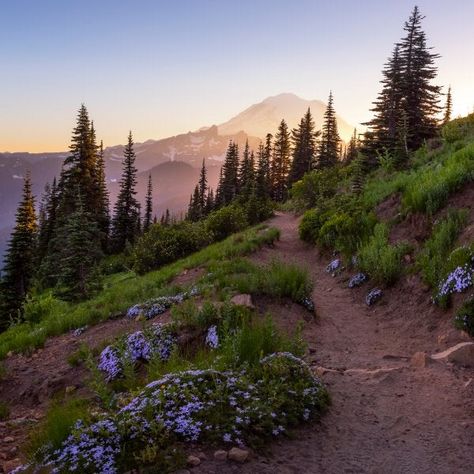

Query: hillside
[[0, 113, 473, 473]]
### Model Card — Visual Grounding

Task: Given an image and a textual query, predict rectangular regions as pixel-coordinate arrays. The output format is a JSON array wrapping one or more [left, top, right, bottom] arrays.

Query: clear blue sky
[[1, 0, 473, 151]]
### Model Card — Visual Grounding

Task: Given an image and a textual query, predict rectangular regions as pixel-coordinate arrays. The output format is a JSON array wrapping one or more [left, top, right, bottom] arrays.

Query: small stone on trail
[[213, 449, 228, 461], [228, 447, 249, 463], [410, 352, 430, 368], [230, 294, 254, 309], [187, 455, 201, 466]]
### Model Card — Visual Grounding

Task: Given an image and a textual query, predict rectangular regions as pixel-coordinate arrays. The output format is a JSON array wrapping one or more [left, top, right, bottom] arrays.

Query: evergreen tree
[[351, 153, 367, 194], [443, 86, 452, 125], [144, 174, 153, 232], [219, 141, 240, 205], [399, 6, 441, 150], [289, 108, 319, 183], [187, 185, 201, 221], [238, 140, 255, 198], [214, 168, 224, 208], [0, 173, 37, 328], [205, 188, 215, 214], [55, 191, 102, 301], [198, 158, 208, 211], [317, 92, 341, 169], [95, 140, 110, 249], [255, 141, 271, 199], [37, 179, 58, 264], [346, 128, 359, 163], [111, 131, 140, 252], [271, 120, 291, 201]]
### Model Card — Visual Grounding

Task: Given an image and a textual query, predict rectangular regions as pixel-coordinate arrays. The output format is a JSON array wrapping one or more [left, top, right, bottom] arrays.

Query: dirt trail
[[195, 212, 474, 474]]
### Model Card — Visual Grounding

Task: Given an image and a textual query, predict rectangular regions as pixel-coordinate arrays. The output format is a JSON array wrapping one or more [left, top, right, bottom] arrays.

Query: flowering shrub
[[205, 325, 219, 348], [348, 273, 368, 288], [438, 265, 473, 297], [42, 353, 328, 473], [126, 287, 199, 320], [98, 324, 176, 380], [366, 288, 383, 306], [325, 258, 341, 274], [454, 297, 474, 337]]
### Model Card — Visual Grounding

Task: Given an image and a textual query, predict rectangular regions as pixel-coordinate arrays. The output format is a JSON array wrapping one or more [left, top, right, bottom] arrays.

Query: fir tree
[[346, 128, 359, 163], [0, 173, 37, 327], [214, 168, 224, 209], [219, 141, 240, 205], [198, 158, 208, 211], [443, 86, 452, 125], [187, 185, 201, 221], [144, 174, 153, 232], [238, 140, 255, 198], [55, 191, 102, 301], [95, 140, 110, 249], [255, 141, 270, 199], [205, 188, 215, 215], [271, 120, 291, 201], [317, 92, 341, 169], [289, 108, 319, 184], [111, 131, 140, 252], [351, 153, 366, 194]]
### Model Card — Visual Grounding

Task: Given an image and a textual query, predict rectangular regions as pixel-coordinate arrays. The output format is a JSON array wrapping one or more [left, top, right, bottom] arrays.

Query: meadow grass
[[0, 225, 279, 359]]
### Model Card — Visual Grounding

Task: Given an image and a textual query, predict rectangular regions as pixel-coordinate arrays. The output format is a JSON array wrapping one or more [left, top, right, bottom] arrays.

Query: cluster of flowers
[[43, 353, 328, 473], [300, 296, 315, 313], [348, 273, 368, 288], [366, 288, 383, 306], [325, 258, 341, 274], [205, 325, 219, 349], [98, 324, 176, 381], [437, 264, 473, 300], [126, 286, 199, 320]]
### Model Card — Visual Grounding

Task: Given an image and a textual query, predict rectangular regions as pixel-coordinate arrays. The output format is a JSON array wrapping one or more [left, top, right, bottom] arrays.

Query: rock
[[3, 437, 14, 443], [213, 449, 228, 461], [410, 352, 430, 368], [65, 385, 76, 394], [187, 455, 201, 467], [6, 351, 13, 358], [431, 342, 474, 367], [228, 447, 249, 463], [230, 294, 254, 309]]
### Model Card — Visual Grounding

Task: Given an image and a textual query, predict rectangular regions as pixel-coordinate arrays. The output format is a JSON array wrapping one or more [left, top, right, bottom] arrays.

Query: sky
[[0, 0, 473, 152]]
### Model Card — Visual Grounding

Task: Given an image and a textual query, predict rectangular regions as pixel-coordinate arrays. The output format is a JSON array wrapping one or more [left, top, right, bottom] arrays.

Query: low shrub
[[205, 204, 248, 241], [454, 297, 474, 337], [23, 292, 68, 325], [358, 223, 409, 286], [132, 221, 213, 274], [290, 168, 340, 209], [417, 209, 468, 288], [442, 113, 474, 144]]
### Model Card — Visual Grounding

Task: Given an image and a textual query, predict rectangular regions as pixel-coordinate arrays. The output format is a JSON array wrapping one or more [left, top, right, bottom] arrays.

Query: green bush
[[243, 196, 274, 225], [23, 292, 68, 325], [454, 297, 474, 337], [299, 208, 330, 243], [402, 142, 474, 214], [358, 223, 408, 285], [290, 168, 340, 209], [442, 113, 474, 144], [205, 204, 248, 241], [417, 209, 468, 288], [132, 221, 213, 274]]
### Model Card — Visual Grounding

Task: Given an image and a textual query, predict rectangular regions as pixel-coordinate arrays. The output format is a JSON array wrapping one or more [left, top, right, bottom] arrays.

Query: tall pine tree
[[219, 141, 240, 205], [317, 92, 341, 169], [95, 140, 110, 249], [143, 174, 153, 232], [289, 108, 319, 184], [198, 158, 208, 211], [0, 173, 37, 328], [443, 86, 452, 125], [271, 120, 291, 202], [238, 140, 255, 198], [111, 131, 140, 252]]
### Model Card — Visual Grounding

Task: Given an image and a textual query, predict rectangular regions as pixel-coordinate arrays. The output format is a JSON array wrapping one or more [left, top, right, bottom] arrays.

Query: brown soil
[[194, 212, 474, 474], [2, 213, 474, 473]]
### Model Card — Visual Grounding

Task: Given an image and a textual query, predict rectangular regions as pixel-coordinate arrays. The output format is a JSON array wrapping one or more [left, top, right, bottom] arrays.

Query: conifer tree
[[37, 179, 58, 264], [55, 191, 102, 301], [271, 120, 291, 201], [0, 173, 37, 327], [198, 158, 208, 211], [351, 153, 366, 194], [144, 174, 153, 232], [214, 168, 224, 209], [111, 131, 140, 252], [443, 86, 452, 125], [346, 128, 359, 163], [238, 140, 255, 198], [95, 140, 110, 249], [255, 141, 270, 199], [289, 108, 319, 183], [220, 141, 240, 205], [187, 185, 201, 221], [205, 188, 215, 214], [317, 92, 341, 169]]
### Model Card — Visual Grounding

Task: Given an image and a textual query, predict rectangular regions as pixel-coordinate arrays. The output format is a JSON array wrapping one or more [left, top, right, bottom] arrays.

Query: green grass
[[358, 223, 410, 286], [0, 225, 279, 359], [417, 209, 468, 288], [0, 401, 9, 421]]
